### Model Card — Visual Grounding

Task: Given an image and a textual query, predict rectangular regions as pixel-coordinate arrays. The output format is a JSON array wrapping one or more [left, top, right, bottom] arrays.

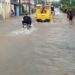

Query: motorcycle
[[22, 23, 32, 30]]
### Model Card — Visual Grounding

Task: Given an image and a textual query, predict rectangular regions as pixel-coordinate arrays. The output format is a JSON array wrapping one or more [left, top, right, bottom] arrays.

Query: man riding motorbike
[[22, 12, 32, 29]]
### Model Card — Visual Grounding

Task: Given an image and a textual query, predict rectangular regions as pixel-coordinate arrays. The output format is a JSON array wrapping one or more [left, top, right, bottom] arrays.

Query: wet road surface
[[0, 8, 75, 75]]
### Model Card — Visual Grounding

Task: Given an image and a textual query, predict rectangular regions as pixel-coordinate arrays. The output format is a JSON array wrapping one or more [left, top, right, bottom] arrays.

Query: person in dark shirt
[[51, 6, 54, 11], [66, 9, 69, 19], [22, 12, 32, 28], [51, 6, 55, 15], [66, 8, 73, 24]]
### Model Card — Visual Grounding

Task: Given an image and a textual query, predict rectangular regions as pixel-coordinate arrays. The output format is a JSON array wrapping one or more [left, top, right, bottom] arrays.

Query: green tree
[[60, 0, 75, 16], [61, 0, 75, 5], [52, 2, 60, 7]]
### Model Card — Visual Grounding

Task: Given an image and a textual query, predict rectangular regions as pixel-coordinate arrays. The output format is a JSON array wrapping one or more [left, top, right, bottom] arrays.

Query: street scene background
[[0, 0, 75, 75]]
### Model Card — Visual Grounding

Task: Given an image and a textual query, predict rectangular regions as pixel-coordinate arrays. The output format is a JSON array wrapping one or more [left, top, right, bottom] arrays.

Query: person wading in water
[[66, 8, 73, 24]]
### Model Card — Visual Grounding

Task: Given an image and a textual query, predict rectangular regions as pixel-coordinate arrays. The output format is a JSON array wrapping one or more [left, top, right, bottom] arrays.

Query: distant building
[[34, 0, 51, 6], [34, 0, 42, 4], [34, 0, 49, 4]]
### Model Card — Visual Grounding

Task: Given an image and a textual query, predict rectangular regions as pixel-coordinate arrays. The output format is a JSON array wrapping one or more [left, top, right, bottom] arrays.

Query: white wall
[[5, 0, 10, 3], [0, 0, 11, 20], [31, 0, 34, 4], [0, 3, 3, 19]]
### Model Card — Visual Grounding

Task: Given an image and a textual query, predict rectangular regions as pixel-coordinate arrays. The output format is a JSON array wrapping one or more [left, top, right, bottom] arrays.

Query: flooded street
[[0, 8, 75, 75]]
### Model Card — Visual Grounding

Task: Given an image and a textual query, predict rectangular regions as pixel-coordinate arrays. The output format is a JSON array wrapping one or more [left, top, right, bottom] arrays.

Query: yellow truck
[[36, 4, 52, 22]]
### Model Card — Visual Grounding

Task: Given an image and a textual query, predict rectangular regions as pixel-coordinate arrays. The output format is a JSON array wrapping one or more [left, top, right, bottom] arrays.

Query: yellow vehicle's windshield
[[36, 5, 50, 14]]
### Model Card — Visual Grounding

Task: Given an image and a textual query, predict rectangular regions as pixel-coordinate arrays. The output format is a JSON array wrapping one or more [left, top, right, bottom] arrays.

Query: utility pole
[[19, 0, 20, 15], [29, 0, 30, 14]]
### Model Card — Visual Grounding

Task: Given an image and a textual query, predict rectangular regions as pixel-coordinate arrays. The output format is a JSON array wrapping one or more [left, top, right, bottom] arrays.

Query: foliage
[[61, 5, 68, 12], [60, 0, 75, 16], [52, 2, 60, 7], [61, 0, 75, 5]]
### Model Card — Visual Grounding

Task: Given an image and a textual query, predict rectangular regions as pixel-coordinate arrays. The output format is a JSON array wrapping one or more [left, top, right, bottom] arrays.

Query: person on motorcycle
[[22, 12, 32, 28]]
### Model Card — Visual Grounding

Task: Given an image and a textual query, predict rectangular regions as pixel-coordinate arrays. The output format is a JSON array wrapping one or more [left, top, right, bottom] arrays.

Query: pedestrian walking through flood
[[66, 8, 73, 24]]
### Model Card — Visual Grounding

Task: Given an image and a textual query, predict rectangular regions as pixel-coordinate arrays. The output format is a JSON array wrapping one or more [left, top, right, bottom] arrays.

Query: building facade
[[20, 0, 35, 14], [0, 1, 3, 20], [10, 0, 35, 15], [0, 0, 35, 20], [0, 0, 11, 20], [11, 0, 19, 16]]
